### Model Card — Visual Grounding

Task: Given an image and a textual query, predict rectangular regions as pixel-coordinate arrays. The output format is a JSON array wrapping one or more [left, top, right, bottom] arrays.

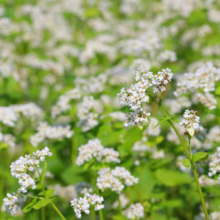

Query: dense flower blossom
[[50, 184, 77, 202], [208, 147, 220, 178], [77, 96, 103, 132], [180, 110, 200, 137], [174, 62, 220, 109], [51, 88, 81, 118], [0, 107, 18, 127], [30, 122, 74, 146], [118, 65, 173, 128], [3, 189, 26, 215], [76, 139, 120, 166], [122, 203, 144, 220], [4, 147, 52, 215], [10, 147, 52, 193], [70, 193, 104, 219], [97, 167, 138, 193]]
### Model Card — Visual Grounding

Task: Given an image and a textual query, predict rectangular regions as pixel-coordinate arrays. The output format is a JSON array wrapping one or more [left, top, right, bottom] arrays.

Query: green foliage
[[181, 158, 191, 168], [192, 152, 209, 165], [154, 169, 192, 187]]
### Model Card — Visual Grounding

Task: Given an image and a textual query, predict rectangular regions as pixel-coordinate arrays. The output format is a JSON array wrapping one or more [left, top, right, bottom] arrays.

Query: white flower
[[30, 122, 74, 147], [76, 139, 120, 166], [123, 203, 144, 220], [97, 167, 138, 193], [70, 193, 104, 219], [118, 65, 173, 128], [180, 110, 200, 137], [3, 189, 26, 215], [208, 147, 220, 178]]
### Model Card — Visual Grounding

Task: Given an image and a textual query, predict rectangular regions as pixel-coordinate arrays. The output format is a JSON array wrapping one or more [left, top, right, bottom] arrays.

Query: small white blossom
[[76, 139, 120, 166], [97, 167, 138, 193], [180, 110, 200, 137], [3, 189, 26, 215], [70, 193, 104, 219], [123, 203, 144, 220]]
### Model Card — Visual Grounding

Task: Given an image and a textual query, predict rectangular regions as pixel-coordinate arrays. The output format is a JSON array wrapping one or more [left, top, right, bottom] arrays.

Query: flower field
[[1, 0, 220, 219]]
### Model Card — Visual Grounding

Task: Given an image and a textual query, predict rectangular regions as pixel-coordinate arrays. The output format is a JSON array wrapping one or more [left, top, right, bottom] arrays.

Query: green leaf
[[181, 158, 191, 168], [33, 198, 54, 209], [154, 169, 191, 186], [215, 85, 220, 95], [23, 199, 38, 213], [61, 165, 85, 184], [154, 116, 173, 128], [192, 152, 209, 165], [0, 142, 8, 150], [39, 161, 47, 187], [38, 188, 54, 198]]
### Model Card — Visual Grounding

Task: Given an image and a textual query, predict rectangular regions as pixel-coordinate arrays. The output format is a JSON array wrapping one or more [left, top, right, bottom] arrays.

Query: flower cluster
[[10, 147, 52, 193], [0, 132, 16, 148], [118, 65, 173, 128], [70, 193, 104, 219], [11, 103, 43, 118], [174, 62, 220, 109], [122, 203, 144, 220], [51, 88, 81, 118], [30, 122, 74, 146], [4, 147, 52, 215], [77, 96, 103, 132], [97, 167, 139, 193], [50, 184, 77, 202], [208, 147, 220, 178], [76, 139, 120, 166], [0, 103, 42, 127], [0, 106, 18, 127], [180, 110, 200, 137], [3, 189, 27, 215]]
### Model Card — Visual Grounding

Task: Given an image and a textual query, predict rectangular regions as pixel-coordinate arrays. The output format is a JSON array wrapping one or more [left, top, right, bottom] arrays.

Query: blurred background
[[0, 0, 220, 219]]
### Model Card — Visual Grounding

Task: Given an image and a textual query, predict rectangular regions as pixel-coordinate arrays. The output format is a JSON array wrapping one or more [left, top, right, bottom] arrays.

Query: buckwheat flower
[[76, 139, 120, 166], [112, 194, 129, 209], [97, 167, 138, 193], [199, 175, 220, 187], [122, 203, 144, 220], [208, 147, 220, 178], [180, 110, 200, 137], [70, 193, 104, 219], [0, 106, 18, 127], [124, 110, 150, 129], [174, 62, 220, 109], [33, 146, 53, 161], [3, 189, 26, 215], [118, 65, 173, 129], [30, 122, 74, 146]]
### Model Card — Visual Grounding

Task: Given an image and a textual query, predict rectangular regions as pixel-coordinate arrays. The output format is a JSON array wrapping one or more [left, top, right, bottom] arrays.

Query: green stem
[[50, 202, 66, 220], [160, 104, 191, 159], [192, 167, 210, 220], [41, 206, 46, 220], [98, 209, 104, 220], [160, 103, 210, 220], [90, 206, 96, 220], [188, 137, 192, 158]]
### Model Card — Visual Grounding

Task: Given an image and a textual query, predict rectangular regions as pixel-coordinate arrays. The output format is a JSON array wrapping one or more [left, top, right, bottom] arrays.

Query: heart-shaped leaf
[[181, 158, 191, 168], [192, 152, 209, 165]]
